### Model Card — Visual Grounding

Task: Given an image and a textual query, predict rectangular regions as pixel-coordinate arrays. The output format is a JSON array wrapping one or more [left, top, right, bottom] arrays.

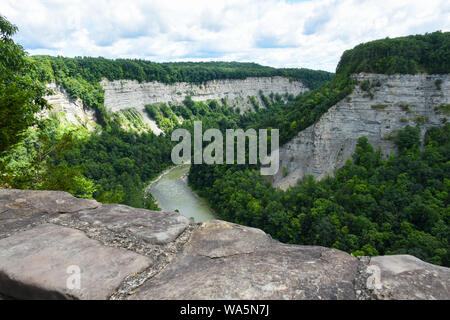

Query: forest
[[33, 56, 334, 88], [244, 31, 450, 144], [1, 12, 448, 267], [189, 125, 450, 266]]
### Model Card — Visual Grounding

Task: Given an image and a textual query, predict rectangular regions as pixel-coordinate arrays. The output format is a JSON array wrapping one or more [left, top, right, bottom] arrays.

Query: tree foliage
[[0, 15, 49, 152], [337, 31, 450, 75]]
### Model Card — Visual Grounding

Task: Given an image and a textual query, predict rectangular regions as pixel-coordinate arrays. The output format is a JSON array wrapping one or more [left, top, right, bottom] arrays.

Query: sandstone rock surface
[[66, 203, 191, 245], [364, 255, 450, 300], [130, 220, 359, 300], [274, 73, 450, 189], [0, 189, 99, 239], [0, 189, 448, 300], [0, 223, 152, 300]]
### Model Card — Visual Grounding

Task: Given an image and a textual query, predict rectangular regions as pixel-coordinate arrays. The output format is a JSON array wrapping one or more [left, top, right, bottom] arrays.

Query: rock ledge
[[0, 189, 448, 300]]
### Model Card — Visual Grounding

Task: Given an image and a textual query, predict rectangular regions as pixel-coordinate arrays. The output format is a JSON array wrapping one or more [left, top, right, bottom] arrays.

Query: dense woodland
[[34, 56, 334, 88], [337, 31, 450, 75], [0, 13, 448, 266], [189, 125, 450, 266]]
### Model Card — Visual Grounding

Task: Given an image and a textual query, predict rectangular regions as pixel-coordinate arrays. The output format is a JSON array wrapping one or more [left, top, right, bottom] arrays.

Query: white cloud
[[0, 0, 449, 71]]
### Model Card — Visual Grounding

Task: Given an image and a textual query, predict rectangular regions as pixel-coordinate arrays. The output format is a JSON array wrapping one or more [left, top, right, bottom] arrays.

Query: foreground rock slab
[[0, 223, 152, 299], [0, 190, 449, 300], [130, 220, 359, 300], [365, 255, 450, 300], [0, 189, 99, 239], [67, 204, 191, 245]]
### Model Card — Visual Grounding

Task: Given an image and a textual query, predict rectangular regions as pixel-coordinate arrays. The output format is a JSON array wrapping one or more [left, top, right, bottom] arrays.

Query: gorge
[[1, 25, 450, 300]]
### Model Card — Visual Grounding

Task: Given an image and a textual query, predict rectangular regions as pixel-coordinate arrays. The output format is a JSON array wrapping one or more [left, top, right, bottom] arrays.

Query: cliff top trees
[[336, 31, 450, 75], [32, 55, 334, 89]]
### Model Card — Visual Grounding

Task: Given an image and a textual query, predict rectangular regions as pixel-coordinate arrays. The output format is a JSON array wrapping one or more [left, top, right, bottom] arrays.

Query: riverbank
[[146, 165, 217, 222], [145, 164, 187, 192]]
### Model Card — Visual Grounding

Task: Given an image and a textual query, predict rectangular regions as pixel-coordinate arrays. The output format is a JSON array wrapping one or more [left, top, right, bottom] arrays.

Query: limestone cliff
[[43, 84, 97, 129], [101, 76, 308, 133], [45, 76, 307, 134], [273, 73, 450, 189], [101, 76, 307, 112], [0, 189, 448, 300]]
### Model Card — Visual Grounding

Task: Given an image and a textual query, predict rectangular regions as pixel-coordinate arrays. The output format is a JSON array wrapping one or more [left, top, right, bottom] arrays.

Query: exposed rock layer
[[100, 76, 308, 133], [43, 84, 96, 129], [0, 189, 448, 300], [130, 221, 359, 300], [45, 77, 307, 134], [101, 76, 307, 112], [0, 223, 151, 300], [273, 73, 450, 189]]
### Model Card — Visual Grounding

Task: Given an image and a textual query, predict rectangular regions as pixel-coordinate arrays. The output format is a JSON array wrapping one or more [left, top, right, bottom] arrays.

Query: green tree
[[0, 15, 49, 152], [395, 125, 420, 152]]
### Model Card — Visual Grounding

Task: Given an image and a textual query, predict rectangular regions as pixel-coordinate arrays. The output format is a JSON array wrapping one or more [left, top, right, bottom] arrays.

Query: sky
[[1, 0, 449, 72]]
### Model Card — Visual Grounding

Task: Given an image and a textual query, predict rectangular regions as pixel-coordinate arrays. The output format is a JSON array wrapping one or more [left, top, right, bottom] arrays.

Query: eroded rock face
[[43, 84, 96, 129], [274, 73, 450, 189], [0, 189, 448, 300], [100, 76, 308, 134], [43, 77, 307, 135], [101, 77, 307, 112]]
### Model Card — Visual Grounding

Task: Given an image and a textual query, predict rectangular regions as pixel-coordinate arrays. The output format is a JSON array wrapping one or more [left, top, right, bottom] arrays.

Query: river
[[147, 165, 217, 222]]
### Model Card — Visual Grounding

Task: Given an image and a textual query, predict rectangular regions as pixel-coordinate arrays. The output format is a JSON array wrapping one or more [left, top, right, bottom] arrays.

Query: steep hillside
[[32, 56, 332, 132], [271, 31, 449, 187], [244, 32, 449, 146], [42, 84, 96, 129], [42, 75, 308, 134], [1, 189, 448, 300], [102, 76, 307, 114], [337, 31, 449, 75], [101, 76, 307, 133], [274, 73, 449, 188]]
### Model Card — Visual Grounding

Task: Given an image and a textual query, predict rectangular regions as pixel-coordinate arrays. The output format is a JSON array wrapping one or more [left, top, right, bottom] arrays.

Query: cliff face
[[43, 84, 97, 129], [101, 76, 307, 112], [273, 73, 450, 189], [45, 77, 307, 134], [0, 189, 449, 300], [100, 76, 307, 133]]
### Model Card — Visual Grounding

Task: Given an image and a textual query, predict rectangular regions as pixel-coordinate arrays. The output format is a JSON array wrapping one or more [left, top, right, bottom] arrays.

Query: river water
[[147, 165, 217, 222]]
